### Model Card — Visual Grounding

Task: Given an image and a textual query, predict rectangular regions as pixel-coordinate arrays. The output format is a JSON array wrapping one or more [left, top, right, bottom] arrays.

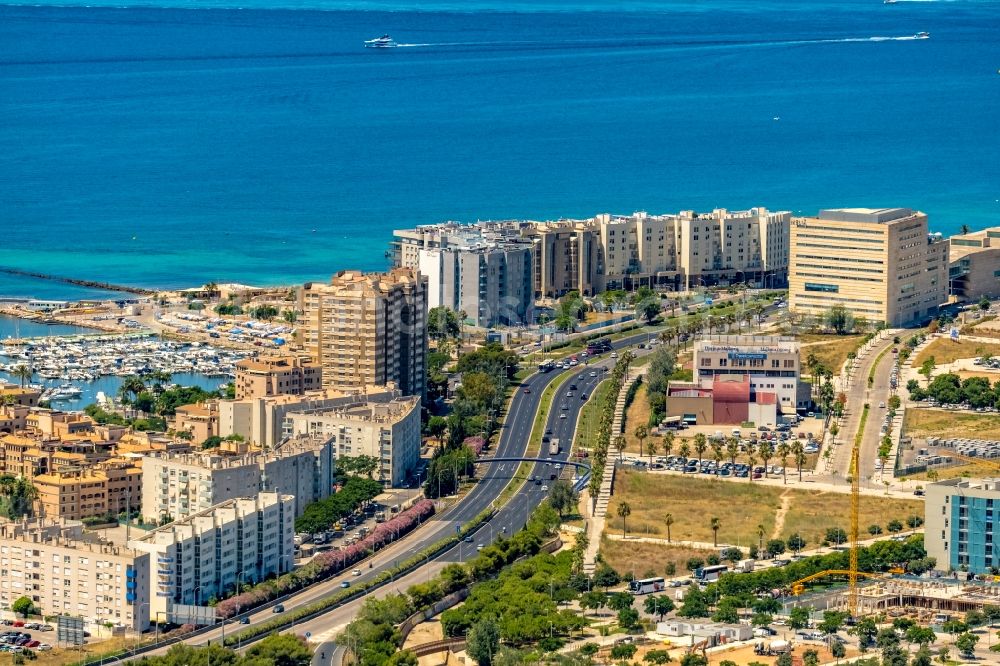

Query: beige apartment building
[[299, 268, 427, 399], [173, 401, 219, 443], [34, 460, 142, 521], [234, 355, 322, 400], [0, 384, 41, 408], [948, 226, 1000, 302], [128, 491, 294, 620], [789, 208, 949, 327], [394, 208, 790, 300], [282, 392, 421, 486], [0, 519, 151, 632]]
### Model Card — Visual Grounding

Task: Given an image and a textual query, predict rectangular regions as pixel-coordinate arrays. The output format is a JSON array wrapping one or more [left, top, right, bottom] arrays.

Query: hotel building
[[948, 226, 1000, 302], [299, 268, 427, 399], [789, 208, 949, 327], [925, 478, 1000, 574], [128, 491, 294, 620], [693, 335, 809, 411], [0, 519, 150, 632]]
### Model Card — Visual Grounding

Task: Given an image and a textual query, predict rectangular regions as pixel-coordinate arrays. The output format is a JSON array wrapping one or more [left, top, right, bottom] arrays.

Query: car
[[561, 404, 569, 410], [879, 401, 886, 408], [26, 641, 39, 649], [352, 568, 362, 576], [535, 478, 542, 485], [581, 393, 587, 400], [913, 489, 925, 496], [272, 604, 285, 613], [589, 371, 597, 377], [37, 645, 51, 652], [477, 544, 484, 551], [667, 579, 683, 588], [240, 617, 251, 624], [464, 535, 473, 542], [560, 413, 567, 419], [541, 485, 549, 491], [340, 581, 351, 589], [523, 387, 531, 394]]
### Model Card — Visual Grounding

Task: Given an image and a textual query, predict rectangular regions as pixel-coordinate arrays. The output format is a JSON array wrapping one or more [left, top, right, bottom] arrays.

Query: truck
[[736, 559, 756, 573], [549, 438, 560, 456]]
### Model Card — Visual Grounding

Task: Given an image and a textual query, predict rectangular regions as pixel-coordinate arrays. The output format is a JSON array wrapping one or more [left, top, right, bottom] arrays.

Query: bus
[[629, 577, 666, 595], [695, 564, 729, 582], [586, 338, 612, 355], [538, 359, 555, 373], [549, 438, 560, 456]]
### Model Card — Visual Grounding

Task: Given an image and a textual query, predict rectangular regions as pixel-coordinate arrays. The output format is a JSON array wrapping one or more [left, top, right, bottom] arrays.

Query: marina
[[0, 329, 249, 410]]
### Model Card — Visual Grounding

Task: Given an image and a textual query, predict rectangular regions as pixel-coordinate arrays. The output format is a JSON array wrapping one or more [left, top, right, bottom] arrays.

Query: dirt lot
[[913, 338, 1000, 367], [605, 470, 924, 548], [798, 334, 865, 375], [904, 407, 1000, 439], [599, 536, 715, 579], [31, 636, 133, 666], [623, 385, 653, 455]]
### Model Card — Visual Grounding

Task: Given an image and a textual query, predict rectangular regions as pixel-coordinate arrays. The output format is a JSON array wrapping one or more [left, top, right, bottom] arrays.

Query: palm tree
[[662, 431, 675, 459], [678, 441, 691, 460], [617, 502, 632, 539], [747, 445, 757, 483], [726, 436, 740, 467], [117, 375, 147, 407], [792, 440, 806, 482], [757, 524, 766, 554], [710, 517, 721, 547], [664, 513, 674, 543], [635, 425, 649, 462], [758, 441, 774, 478], [777, 442, 791, 484], [752, 302, 765, 329], [711, 441, 723, 469], [614, 434, 627, 461], [693, 433, 708, 466], [11, 364, 31, 389]]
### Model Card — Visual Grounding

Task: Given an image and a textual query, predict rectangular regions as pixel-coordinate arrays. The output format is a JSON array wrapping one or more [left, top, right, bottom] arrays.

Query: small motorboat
[[365, 34, 397, 48], [914, 31, 930, 39]]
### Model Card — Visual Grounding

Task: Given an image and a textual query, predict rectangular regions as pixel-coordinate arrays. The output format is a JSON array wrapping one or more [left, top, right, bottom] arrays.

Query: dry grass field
[[904, 407, 1000, 439], [605, 470, 924, 549], [798, 334, 865, 374], [913, 338, 1000, 367]]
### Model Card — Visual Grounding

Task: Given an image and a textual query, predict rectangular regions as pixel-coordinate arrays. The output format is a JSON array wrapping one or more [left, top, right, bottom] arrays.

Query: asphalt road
[[129, 329, 655, 658]]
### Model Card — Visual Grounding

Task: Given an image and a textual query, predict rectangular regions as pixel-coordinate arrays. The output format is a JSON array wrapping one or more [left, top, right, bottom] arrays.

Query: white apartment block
[[129, 491, 294, 620], [282, 393, 421, 487], [140, 437, 334, 523], [217, 385, 407, 450], [393, 208, 790, 300], [0, 519, 151, 632]]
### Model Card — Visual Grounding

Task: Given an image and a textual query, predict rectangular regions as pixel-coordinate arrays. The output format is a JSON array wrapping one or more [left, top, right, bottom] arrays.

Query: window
[[804, 283, 839, 293]]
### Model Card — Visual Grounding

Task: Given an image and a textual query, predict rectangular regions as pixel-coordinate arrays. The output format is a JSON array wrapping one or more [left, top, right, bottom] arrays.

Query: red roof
[[712, 376, 750, 403]]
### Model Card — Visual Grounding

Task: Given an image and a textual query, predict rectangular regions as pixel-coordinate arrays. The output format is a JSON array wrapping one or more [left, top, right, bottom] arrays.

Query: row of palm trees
[[586, 350, 636, 502], [652, 302, 768, 352], [620, 429, 811, 485], [615, 502, 725, 547]]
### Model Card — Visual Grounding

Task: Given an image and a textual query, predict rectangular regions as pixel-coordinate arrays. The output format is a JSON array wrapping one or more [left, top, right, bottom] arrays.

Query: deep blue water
[[2, 0, 999, 299]]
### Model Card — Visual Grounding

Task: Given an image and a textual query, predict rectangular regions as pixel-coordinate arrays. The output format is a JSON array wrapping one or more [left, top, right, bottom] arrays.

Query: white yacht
[[914, 31, 930, 39], [365, 34, 397, 48]]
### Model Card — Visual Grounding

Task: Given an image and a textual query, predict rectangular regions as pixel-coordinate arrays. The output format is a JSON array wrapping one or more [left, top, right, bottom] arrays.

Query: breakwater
[[0, 267, 155, 296]]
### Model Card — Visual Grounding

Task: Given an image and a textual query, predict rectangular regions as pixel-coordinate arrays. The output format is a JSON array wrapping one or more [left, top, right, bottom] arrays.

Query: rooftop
[[816, 207, 917, 224]]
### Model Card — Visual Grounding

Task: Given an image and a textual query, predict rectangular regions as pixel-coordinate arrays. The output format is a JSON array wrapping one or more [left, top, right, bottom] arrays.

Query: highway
[[129, 328, 656, 659]]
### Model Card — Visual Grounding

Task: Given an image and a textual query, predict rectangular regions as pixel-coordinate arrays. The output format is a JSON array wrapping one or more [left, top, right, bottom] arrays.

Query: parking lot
[[0, 621, 56, 653]]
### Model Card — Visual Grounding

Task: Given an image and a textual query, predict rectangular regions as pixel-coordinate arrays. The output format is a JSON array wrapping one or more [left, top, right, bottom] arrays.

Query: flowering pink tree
[[462, 436, 486, 457], [214, 499, 435, 618]]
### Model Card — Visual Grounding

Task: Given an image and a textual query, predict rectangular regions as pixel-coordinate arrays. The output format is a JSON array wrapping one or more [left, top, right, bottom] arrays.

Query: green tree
[[886, 519, 903, 533], [825, 304, 854, 334], [789, 607, 811, 630], [680, 655, 708, 666], [710, 516, 721, 547], [466, 618, 501, 666], [611, 643, 638, 661], [677, 584, 710, 618], [919, 356, 936, 386], [428, 306, 462, 341], [831, 640, 847, 661], [802, 649, 820, 666], [636, 297, 661, 324], [954, 631, 979, 658], [548, 479, 576, 518], [775, 654, 793, 666], [11, 596, 34, 618], [787, 533, 806, 554], [593, 563, 620, 590], [617, 607, 641, 630], [818, 610, 847, 635], [245, 634, 313, 666], [643, 595, 674, 620]]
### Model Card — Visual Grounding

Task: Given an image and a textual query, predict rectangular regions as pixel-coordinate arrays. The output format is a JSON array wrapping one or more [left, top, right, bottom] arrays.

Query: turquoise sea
[[2, 0, 999, 300]]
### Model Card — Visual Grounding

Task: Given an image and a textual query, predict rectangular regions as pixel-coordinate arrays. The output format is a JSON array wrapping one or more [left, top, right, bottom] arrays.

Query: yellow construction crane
[[790, 570, 883, 596]]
